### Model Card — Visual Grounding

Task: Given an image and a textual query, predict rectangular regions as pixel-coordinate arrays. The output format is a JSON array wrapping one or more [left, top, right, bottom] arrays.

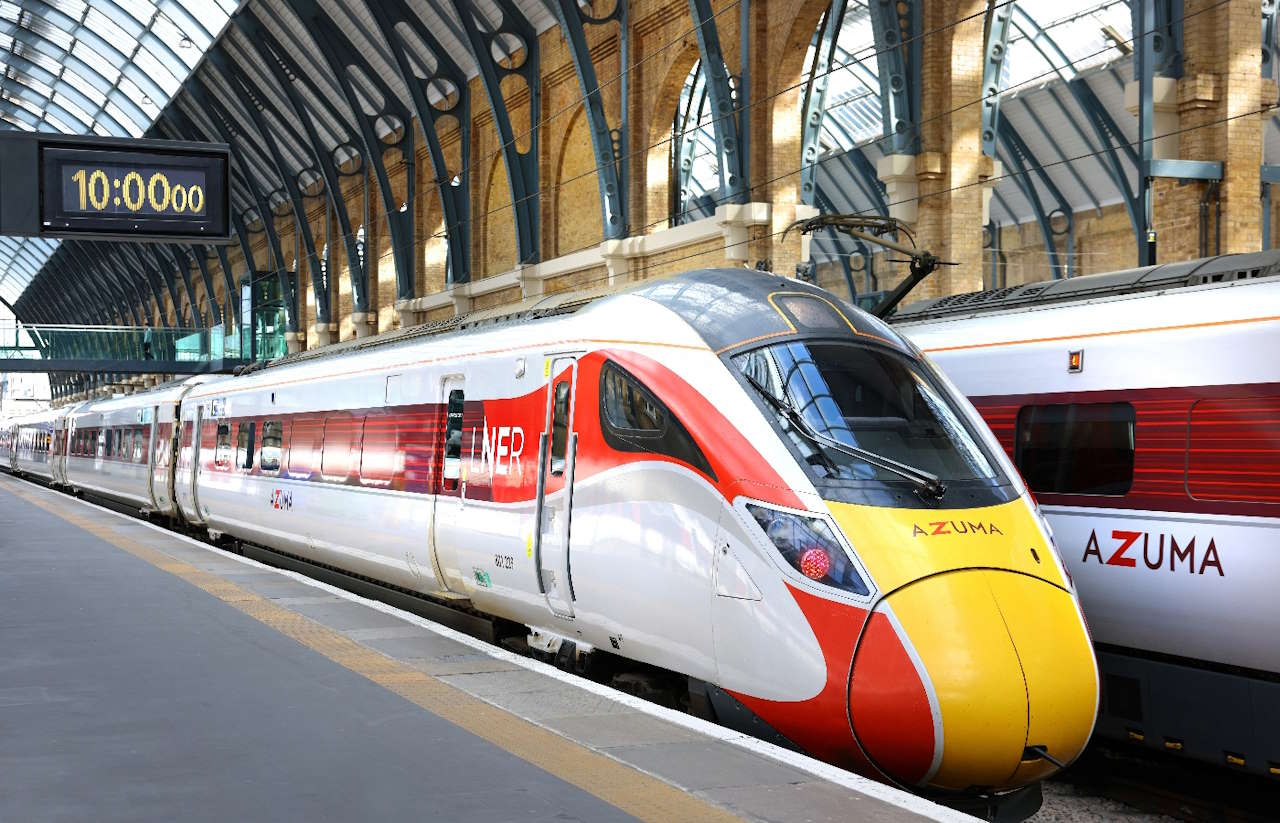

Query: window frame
[[214, 422, 232, 469], [1014, 402, 1136, 497], [549, 379, 571, 476], [597, 360, 715, 479], [236, 421, 257, 471], [441, 389, 465, 491], [259, 420, 284, 474]]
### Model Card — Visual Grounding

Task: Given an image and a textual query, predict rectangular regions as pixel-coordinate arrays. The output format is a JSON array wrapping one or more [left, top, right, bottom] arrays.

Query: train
[[0, 268, 1099, 819], [894, 250, 1280, 779]]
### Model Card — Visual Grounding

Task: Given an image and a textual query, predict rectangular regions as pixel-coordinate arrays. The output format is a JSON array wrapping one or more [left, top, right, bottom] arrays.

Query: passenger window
[[598, 362, 715, 478], [1187, 395, 1280, 505], [236, 421, 256, 470], [549, 380, 571, 476], [215, 423, 232, 469], [115, 429, 123, 457], [360, 415, 398, 485], [260, 421, 283, 473], [1015, 403, 1135, 495], [135, 428, 145, 462], [442, 389, 465, 491], [288, 418, 323, 478], [321, 417, 355, 480]]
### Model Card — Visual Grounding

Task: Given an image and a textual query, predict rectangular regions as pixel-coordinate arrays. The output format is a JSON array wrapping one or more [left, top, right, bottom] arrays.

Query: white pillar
[[876, 154, 919, 223]]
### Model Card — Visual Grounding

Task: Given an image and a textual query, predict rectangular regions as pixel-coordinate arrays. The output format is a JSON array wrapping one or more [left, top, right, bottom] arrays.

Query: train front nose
[[848, 569, 1097, 791]]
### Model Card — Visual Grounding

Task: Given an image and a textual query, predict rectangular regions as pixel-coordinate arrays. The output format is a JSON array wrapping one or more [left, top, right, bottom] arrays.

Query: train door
[[430, 375, 466, 593], [145, 405, 159, 509], [189, 404, 205, 521], [534, 355, 580, 619]]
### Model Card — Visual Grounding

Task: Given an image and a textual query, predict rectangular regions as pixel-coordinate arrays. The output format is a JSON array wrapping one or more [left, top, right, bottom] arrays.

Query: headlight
[[745, 503, 869, 596]]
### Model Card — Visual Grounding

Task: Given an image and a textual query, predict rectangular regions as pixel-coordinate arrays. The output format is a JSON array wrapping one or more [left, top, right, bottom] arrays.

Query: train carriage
[[896, 250, 1280, 777], [6, 269, 1102, 816], [9, 409, 63, 482], [65, 378, 211, 513]]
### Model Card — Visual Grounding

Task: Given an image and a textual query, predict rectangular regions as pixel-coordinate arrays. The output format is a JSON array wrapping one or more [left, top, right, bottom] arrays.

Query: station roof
[[2, 0, 1277, 319]]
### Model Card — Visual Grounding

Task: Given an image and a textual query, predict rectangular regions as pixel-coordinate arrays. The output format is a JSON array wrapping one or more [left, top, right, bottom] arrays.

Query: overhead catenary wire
[[417, 0, 1224, 256], [511, 100, 1280, 302]]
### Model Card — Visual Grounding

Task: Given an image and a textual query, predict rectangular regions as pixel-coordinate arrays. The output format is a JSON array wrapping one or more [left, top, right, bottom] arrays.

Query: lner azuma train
[[1, 269, 1099, 818], [895, 250, 1280, 779]]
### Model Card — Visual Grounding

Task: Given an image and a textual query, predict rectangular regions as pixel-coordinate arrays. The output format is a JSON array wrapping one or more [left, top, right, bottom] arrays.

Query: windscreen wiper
[[741, 373, 948, 499]]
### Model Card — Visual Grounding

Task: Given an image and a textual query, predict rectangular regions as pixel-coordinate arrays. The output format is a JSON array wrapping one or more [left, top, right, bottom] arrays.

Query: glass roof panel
[[0, 0, 234, 306], [1005, 0, 1132, 89]]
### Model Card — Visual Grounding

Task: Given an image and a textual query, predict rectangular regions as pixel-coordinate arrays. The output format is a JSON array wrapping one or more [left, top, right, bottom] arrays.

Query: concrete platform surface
[[0, 473, 964, 822]]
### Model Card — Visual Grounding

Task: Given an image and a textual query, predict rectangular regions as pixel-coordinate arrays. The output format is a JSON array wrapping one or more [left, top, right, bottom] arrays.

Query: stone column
[[1150, 0, 1266, 260], [910, 0, 987, 298]]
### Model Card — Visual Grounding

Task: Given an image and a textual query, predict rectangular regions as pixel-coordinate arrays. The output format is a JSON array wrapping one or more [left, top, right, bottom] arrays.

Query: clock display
[[39, 144, 229, 241], [63, 164, 207, 218]]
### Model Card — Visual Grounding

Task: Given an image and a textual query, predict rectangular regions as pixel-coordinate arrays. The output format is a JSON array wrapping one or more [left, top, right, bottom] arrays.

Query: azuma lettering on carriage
[[911, 520, 1004, 537], [472, 417, 525, 477], [1082, 528, 1223, 576]]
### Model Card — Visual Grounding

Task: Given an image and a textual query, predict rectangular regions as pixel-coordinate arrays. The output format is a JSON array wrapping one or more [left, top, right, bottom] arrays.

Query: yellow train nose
[[850, 569, 1098, 791]]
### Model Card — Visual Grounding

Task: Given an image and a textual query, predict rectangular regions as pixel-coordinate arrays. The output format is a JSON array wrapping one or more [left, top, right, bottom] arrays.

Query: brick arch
[[641, 42, 700, 233], [553, 104, 603, 257], [482, 152, 515, 278]]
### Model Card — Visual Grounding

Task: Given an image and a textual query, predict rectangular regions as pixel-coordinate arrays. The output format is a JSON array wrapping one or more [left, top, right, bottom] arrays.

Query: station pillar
[[1147, 0, 1270, 260], [909, 0, 988, 298]]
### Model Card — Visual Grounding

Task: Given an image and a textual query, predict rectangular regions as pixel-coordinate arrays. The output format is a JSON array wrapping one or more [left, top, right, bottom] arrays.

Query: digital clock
[[38, 144, 229, 242]]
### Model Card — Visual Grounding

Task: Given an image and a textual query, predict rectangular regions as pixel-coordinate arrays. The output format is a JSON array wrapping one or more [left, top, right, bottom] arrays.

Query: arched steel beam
[[444, 0, 543, 262], [208, 48, 330, 329], [281, 0, 418, 303], [235, 9, 368, 313], [1011, 8, 1142, 247], [815, 111, 889, 216], [165, 90, 296, 333], [153, 246, 205, 327], [802, 1, 850, 208], [813, 187, 861, 300], [363, 0, 474, 284], [673, 65, 712, 224], [997, 117, 1073, 279], [980, 0, 1013, 157], [685, 0, 748, 203], [212, 245, 242, 329], [868, 0, 922, 154], [183, 248, 224, 328], [1130, 0, 1183, 79], [65, 242, 143, 328], [552, 0, 628, 239], [1265, 0, 1278, 78], [1017, 98, 1103, 213], [173, 245, 222, 328]]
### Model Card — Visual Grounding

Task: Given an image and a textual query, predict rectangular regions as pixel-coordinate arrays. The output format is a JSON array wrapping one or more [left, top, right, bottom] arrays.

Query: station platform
[[0, 473, 960, 823]]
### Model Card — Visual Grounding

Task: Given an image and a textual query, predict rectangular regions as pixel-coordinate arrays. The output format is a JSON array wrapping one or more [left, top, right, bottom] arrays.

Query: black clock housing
[[38, 143, 229, 241]]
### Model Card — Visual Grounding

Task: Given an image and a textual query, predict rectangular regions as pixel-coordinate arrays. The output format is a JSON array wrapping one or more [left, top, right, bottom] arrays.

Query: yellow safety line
[[1, 477, 742, 823]]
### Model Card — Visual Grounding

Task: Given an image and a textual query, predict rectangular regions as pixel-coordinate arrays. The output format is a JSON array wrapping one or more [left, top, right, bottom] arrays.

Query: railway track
[[1042, 742, 1278, 822]]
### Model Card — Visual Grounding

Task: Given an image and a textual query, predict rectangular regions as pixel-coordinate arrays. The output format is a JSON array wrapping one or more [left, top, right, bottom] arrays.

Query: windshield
[[734, 341, 1004, 489]]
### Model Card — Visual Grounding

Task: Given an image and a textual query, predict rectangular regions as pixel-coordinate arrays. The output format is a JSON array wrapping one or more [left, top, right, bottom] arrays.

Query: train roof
[[891, 250, 1280, 323], [254, 268, 911, 374]]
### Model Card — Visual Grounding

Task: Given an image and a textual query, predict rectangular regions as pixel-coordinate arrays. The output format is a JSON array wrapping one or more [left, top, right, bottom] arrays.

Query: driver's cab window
[[442, 389, 464, 491]]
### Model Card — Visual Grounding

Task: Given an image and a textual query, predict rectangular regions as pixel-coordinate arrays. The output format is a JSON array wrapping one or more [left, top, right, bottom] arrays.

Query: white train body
[[1, 270, 1102, 809], [896, 251, 1280, 776]]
